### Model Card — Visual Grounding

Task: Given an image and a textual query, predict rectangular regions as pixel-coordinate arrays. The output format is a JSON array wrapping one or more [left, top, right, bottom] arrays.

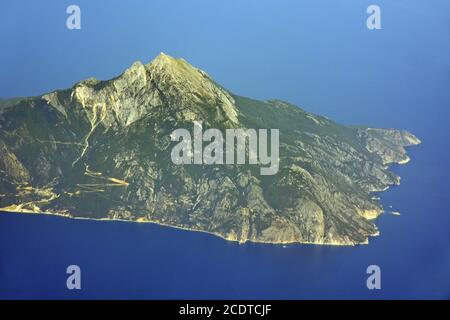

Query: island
[[0, 53, 420, 245]]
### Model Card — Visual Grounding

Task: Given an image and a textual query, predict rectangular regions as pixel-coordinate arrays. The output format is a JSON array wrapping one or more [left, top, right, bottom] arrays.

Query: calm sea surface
[[0, 142, 449, 299]]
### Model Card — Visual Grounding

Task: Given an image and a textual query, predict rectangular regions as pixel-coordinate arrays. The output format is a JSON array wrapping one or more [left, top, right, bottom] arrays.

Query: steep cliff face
[[0, 53, 420, 245]]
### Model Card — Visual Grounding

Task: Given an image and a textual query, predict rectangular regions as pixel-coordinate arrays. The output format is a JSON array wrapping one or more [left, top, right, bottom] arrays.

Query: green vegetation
[[0, 54, 420, 245]]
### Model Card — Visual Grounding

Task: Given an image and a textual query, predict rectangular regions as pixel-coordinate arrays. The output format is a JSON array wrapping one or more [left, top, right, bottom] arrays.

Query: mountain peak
[[146, 53, 239, 124], [147, 52, 198, 79], [151, 52, 177, 64]]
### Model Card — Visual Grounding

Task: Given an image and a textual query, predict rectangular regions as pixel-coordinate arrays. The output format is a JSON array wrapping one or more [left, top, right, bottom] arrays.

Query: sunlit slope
[[0, 53, 420, 245]]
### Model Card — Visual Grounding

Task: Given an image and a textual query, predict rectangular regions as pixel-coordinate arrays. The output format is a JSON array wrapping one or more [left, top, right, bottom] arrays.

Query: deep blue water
[[1, 143, 449, 299], [1, 0, 450, 299]]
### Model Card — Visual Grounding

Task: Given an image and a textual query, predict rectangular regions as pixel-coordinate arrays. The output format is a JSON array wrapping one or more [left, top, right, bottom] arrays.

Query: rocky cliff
[[0, 53, 420, 245]]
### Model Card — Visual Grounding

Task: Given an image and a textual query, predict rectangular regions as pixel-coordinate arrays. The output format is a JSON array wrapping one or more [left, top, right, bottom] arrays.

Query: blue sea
[[0, 142, 449, 299], [0, 0, 449, 299]]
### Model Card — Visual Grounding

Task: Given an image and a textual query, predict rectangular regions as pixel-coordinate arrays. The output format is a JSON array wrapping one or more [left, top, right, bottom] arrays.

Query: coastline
[[0, 142, 420, 247]]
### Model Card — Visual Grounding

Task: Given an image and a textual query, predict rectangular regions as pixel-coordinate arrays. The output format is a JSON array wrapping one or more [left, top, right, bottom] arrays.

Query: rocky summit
[[0, 53, 420, 245]]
